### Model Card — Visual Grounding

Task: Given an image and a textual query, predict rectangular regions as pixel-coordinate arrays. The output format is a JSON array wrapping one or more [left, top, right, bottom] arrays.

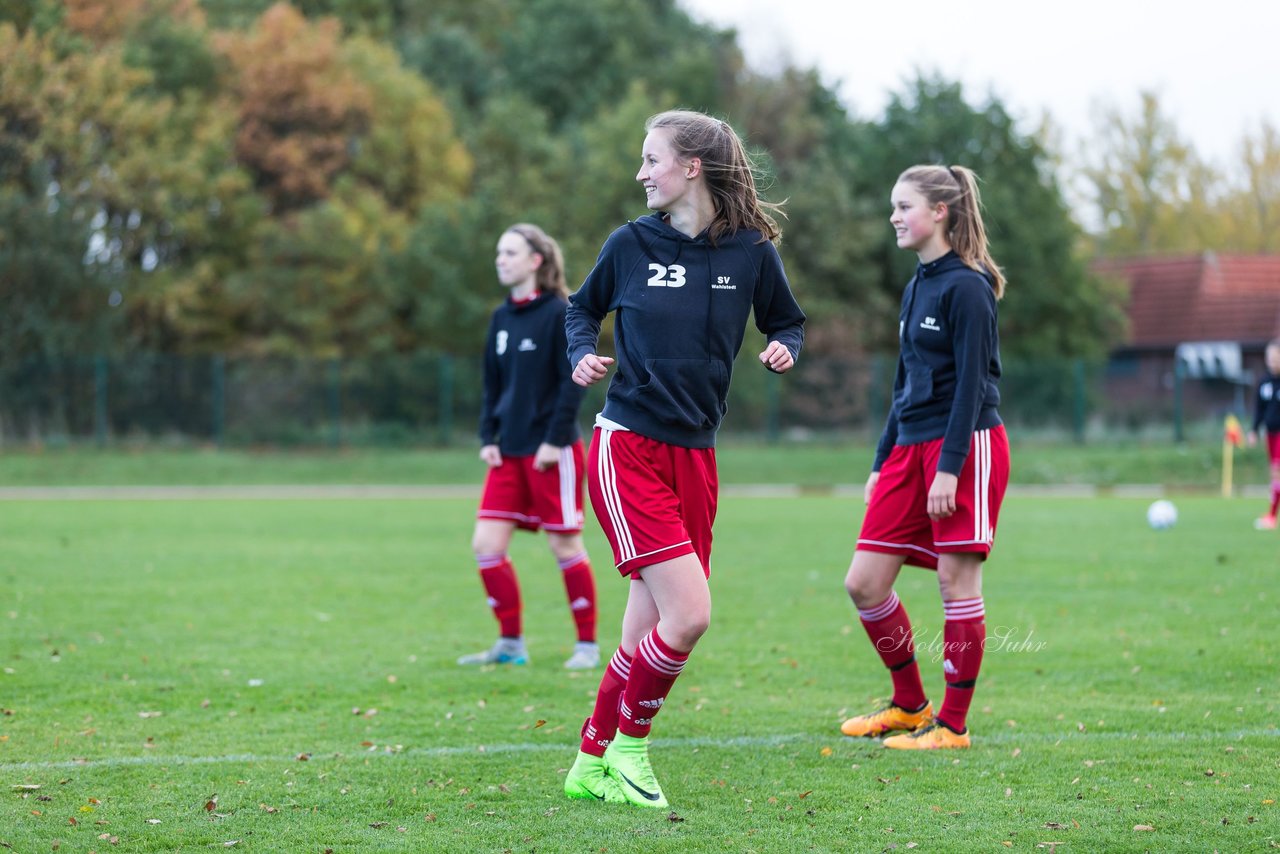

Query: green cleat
[[564, 751, 626, 803], [603, 732, 669, 809]]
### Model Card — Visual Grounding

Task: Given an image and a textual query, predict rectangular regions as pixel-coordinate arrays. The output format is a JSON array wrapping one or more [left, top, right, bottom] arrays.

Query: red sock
[[937, 597, 986, 733], [618, 630, 688, 738], [857, 591, 927, 711], [579, 648, 632, 756], [475, 554, 521, 638], [558, 552, 597, 643], [1269, 481, 1279, 517]]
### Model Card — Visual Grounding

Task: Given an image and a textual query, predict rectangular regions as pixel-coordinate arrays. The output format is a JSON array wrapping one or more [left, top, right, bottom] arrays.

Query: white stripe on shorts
[[596, 430, 636, 562], [976, 428, 992, 543], [558, 445, 577, 527]]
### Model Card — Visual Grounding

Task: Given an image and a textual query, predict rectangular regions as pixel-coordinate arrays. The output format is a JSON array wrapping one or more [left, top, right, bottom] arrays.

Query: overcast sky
[[681, 0, 1277, 171]]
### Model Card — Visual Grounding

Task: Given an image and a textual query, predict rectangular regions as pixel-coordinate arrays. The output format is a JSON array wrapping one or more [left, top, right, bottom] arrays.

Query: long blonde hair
[[897, 164, 1006, 299], [645, 110, 782, 245], [504, 223, 568, 299]]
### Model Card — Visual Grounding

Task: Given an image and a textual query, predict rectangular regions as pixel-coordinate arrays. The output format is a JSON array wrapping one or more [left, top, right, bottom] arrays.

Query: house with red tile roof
[[1091, 252, 1280, 428]]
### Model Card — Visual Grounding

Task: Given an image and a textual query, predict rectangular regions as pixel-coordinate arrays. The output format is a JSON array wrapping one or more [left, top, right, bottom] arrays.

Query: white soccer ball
[[1146, 499, 1178, 530]]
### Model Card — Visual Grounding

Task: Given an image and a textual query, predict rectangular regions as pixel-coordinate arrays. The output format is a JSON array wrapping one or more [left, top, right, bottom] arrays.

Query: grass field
[[1, 482, 1276, 852]]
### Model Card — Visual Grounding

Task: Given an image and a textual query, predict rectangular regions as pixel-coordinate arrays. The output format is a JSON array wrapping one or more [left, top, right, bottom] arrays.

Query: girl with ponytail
[[837, 164, 1010, 750]]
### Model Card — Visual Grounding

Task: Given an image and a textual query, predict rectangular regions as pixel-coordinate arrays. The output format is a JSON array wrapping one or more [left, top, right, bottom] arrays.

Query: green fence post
[[93, 355, 108, 447], [1172, 359, 1185, 443], [438, 354, 454, 445], [1072, 358, 1086, 444], [327, 358, 342, 447], [211, 355, 225, 447]]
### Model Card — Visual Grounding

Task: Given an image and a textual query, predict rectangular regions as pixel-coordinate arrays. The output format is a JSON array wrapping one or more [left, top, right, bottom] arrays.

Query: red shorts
[[1267, 431, 1280, 465], [857, 425, 1009, 570], [477, 441, 586, 533], [587, 428, 717, 577]]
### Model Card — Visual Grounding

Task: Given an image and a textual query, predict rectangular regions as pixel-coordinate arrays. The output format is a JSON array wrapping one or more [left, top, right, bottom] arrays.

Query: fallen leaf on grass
[[296, 753, 311, 761], [204, 797, 218, 812], [534, 720, 547, 728], [11, 785, 40, 791], [145, 819, 161, 824], [798, 790, 812, 799], [1134, 824, 1155, 831], [369, 822, 388, 828], [259, 804, 278, 814], [666, 812, 685, 823]]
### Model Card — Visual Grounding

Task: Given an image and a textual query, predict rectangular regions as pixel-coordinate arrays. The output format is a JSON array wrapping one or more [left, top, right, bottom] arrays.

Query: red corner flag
[[1224, 414, 1243, 447]]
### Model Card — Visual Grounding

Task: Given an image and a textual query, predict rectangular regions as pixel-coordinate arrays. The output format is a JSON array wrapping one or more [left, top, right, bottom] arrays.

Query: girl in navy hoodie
[[839, 165, 1010, 750], [457, 223, 600, 671], [562, 110, 805, 807]]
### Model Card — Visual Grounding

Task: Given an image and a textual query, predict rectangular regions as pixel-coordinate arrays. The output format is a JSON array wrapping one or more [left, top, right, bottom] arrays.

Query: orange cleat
[[882, 719, 971, 750], [840, 701, 933, 738]]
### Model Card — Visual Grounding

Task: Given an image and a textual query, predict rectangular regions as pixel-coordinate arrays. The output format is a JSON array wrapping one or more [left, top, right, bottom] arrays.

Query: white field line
[[0, 484, 1268, 500], [2, 728, 1275, 773]]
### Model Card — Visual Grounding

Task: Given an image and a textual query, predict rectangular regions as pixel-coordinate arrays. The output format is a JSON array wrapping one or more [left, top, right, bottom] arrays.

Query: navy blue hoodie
[[479, 291, 584, 456], [874, 251, 1002, 475], [566, 214, 805, 449], [1252, 372, 1280, 434]]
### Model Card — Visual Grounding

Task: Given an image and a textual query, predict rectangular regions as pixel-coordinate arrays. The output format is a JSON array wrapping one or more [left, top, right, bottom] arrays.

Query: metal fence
[[0, 351, 1254, 447]]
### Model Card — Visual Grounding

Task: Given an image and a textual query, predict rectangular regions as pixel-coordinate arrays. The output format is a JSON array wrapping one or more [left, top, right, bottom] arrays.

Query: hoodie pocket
[[902, 365, 934, 406], [636, 359, 728, 430]]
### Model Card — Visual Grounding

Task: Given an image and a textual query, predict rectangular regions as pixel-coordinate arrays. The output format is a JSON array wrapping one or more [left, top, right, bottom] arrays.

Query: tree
[[215, 3, 372, 212], [340, 35, 472, 212], [496, 0, 727, 128], [1227, 119, 1280, 251], [862, 77, 1125, 360], [0, 20, 260, 355], [1078, 91, 1221, 255]]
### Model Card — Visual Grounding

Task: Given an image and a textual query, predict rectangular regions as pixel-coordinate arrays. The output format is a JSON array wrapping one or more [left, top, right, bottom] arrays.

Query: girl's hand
[[927, 471, 959, 520], [479, 445, 502, 467], [864, 471, 880, 505], [533, 443, 561, 472], [573, 353, 614, 386], [759, 341, 794, 373]]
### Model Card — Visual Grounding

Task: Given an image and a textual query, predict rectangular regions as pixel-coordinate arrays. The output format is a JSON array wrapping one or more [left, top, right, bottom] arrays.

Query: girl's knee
[[665, 610, 710, 650]]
